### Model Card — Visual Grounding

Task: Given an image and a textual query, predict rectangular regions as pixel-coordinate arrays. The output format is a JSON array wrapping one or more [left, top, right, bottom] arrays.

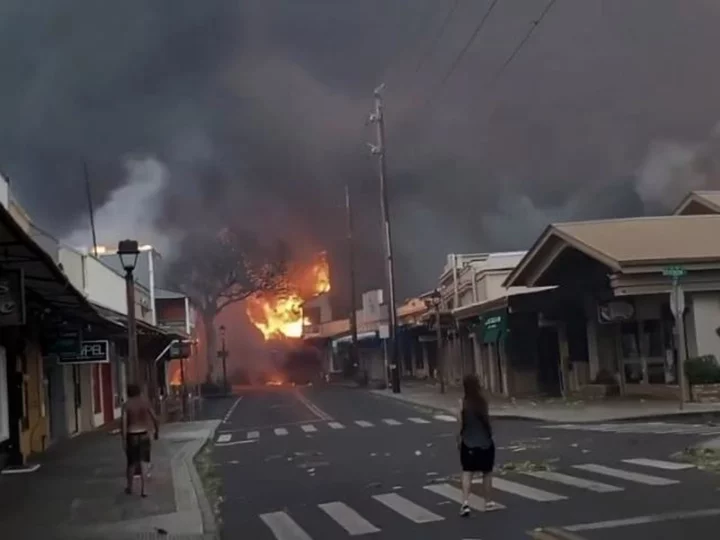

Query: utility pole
[[664, 266, 688, 408], [346, 185, 362, 385], [368, 84, 401, 394], [219, 325, 229, 395]]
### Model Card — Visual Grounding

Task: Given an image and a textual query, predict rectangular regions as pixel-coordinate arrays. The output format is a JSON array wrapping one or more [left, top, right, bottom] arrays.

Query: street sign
[[378, 324, 390, 340], [662, 266, 687, 278], [43, 327, 83, 360], [58, 340, 110, 364]]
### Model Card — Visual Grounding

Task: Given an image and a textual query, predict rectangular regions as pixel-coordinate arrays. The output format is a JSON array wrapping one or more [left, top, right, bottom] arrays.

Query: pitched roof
[[673, 190, 720, 215], [505, 214, 720, 287]]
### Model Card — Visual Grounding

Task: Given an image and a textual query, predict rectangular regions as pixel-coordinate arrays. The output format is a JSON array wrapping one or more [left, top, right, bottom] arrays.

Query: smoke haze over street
[[4, 0, 720, 300]]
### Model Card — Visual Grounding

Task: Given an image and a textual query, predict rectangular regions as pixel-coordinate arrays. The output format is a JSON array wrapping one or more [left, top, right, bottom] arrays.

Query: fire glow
[[246, 252, 330, 340]]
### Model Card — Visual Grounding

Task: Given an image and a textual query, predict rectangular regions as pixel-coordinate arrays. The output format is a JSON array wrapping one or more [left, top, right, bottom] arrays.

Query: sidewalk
[[0, 420, 220, 540], [371, 382, 720, 423]]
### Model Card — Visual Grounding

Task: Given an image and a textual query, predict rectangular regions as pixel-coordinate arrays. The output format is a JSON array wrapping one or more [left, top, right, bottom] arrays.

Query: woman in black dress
[[456, 374, 497, 516]]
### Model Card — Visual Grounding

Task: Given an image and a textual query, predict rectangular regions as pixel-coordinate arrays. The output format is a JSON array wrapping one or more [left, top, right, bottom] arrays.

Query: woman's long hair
[[462, 374, 489, 421]]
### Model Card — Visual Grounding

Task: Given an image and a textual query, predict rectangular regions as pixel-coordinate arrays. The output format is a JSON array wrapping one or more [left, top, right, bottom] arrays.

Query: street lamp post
[[118, 239, 140, 386], [219, 325, 229, 394], [425, 289, 445, 394]]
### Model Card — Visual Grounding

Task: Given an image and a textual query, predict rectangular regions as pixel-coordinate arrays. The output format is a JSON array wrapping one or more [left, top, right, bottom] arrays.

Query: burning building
[[245, 252, 331, 384]]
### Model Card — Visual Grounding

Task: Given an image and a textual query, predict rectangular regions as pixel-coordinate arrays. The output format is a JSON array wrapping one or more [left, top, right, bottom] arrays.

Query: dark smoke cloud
[[4, 0, 720, 309]]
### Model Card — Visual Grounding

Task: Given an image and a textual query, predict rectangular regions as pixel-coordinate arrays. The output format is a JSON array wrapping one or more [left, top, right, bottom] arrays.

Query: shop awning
[[0, 203, 103, 323], [478, 309, 508, 344]]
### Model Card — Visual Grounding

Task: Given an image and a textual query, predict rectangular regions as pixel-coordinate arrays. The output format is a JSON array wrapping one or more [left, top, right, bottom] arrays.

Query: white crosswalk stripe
[[260, 511, 313, 540], [382, 419, 402, 426], [434, 414, 456, 422], [372, 493, 444, 523], [573, 464, 679, 486], [424, 482, 506, 511], [247, 431, 259, 439], [318, 502, 381, 535], [355, 420, 374, 428], [300, 424, 318, 433], [328, 422, 345, 429], [482, 477, 567, 502], [622, 458, 694, 470], [274, 427, 289, 436], [407, 417, 430, 424], [523, 471, 623, 493], [217, 434, 231, 443]]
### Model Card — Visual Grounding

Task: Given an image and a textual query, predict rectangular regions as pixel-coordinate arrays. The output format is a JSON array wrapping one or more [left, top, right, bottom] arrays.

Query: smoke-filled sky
[[4, 0, 720, 302]]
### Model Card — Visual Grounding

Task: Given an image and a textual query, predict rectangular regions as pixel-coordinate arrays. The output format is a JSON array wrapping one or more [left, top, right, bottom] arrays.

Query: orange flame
[[246, 252, 330, 340]]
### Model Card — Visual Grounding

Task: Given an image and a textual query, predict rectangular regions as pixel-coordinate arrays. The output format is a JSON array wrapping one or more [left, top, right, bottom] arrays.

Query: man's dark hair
[[127, 383, 141, 398]]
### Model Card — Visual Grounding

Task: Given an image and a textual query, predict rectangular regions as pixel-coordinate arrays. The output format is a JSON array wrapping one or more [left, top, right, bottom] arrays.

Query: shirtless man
[[121, 383, 159, 497]]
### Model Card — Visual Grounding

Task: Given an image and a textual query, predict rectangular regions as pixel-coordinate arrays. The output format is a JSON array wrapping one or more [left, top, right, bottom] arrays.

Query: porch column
[[557, 323, 570, 397]]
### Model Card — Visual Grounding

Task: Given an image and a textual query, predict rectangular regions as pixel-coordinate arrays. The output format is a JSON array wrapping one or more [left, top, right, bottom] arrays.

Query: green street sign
[[662, 266, 687, 278]]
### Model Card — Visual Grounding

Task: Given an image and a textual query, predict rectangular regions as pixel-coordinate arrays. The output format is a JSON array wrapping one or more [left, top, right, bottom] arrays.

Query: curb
[[370, 389, 720, 424], [187, 420, 222, 539]]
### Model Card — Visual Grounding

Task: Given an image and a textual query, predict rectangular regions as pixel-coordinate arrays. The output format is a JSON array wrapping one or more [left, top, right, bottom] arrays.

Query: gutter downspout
[[452, 254, 459, 308], [148, 250, 157, 326], [472, 267, 479, 303]]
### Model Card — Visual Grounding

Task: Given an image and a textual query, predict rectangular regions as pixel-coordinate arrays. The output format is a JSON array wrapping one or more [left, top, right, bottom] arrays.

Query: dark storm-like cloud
[[4, 0, 720, 303]]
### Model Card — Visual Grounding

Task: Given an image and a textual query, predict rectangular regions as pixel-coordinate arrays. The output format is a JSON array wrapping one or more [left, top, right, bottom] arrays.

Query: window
[[620, 322, 640, 358], [0, 347, 8, 443], [92, 364, 102, 414], [642, 320, 664, 357]]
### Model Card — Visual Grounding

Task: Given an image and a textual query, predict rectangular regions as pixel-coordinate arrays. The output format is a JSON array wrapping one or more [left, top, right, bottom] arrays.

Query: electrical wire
[[414, 0, 464, 74], [494, 0, 558, 79]]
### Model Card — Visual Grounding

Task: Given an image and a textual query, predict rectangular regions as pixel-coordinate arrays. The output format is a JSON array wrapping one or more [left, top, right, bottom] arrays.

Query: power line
[[414, 0, 464, 74], [494, 0, 559, 79], [431, 0, 502, 98]]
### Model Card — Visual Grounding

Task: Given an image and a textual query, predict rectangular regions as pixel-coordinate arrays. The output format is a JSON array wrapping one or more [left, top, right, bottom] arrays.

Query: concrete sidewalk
[[371, 382, 720, 423], [0, 420, 220, 540]]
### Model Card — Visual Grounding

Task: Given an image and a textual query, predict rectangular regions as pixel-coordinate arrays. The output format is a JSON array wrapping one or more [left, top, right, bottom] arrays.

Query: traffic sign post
[[663, 266, 688, 409]]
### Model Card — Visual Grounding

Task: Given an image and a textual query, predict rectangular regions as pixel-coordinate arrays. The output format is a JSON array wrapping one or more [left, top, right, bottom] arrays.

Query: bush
[[685, 355, 720, 385]]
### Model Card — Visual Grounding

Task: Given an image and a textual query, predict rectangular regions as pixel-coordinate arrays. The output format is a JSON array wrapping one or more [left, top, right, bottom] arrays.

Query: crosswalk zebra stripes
[[216, 415, 454, 443], [542, 421, 720, 436], [256, 457, 696, 539]]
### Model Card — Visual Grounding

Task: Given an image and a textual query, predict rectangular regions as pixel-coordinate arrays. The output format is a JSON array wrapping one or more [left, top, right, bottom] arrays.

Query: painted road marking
[[293, 389, 333, 421], [573, 464, 679, 486], [408, 417, 430, 424], [564, 507, 720, 532], [247, 431, 260, 439], [222, 396, 243, 423], [382, 419, 402, 426], [301, 424, 318, 433], [424, 483, 506, 511], [216, 439, 258, 447], [621, 458, 694, 470], [217, 434, 232, 443], [355, 420, 374, 428], [274, 428, 289, 436], [328, 422, 345, 429], [318, 502, 381, 535], [524, 471, 624, 493], [481, 477, 567, 502], [260, 511, 313, 540], [372, 493, 444, 523], [434, 414, 456, 422]]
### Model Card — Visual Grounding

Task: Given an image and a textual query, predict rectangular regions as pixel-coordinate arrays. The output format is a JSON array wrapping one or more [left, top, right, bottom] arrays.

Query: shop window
[[92, 365, 102, 414], [642, 320, 664, 357], [620, 322, 640, 358]]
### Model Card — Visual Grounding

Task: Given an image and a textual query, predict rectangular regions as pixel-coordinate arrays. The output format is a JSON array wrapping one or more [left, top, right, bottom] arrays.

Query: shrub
[[685, 355, 720, 385]]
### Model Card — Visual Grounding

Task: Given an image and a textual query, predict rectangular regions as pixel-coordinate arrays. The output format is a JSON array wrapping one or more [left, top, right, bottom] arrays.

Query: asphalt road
[[205, 386, 720, 540]]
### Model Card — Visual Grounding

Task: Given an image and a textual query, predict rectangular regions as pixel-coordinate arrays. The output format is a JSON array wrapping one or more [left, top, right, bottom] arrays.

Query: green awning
[[479, 309, 508, 344]]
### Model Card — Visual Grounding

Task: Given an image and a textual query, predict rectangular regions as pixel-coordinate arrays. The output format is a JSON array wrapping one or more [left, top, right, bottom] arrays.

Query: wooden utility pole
[[369, 84, 400, 393]]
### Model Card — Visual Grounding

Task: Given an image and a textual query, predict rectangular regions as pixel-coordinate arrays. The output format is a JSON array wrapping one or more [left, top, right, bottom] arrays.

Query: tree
[[168, 227, 288, 382]]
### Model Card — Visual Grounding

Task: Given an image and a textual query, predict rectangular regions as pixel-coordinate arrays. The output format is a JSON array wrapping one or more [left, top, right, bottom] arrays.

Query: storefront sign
[[169, 341, 191, 360], [58, 340, 110, 364], [480, 309, 508, 343], [0, 269, 25, 327], [43, 327, 82, 360]]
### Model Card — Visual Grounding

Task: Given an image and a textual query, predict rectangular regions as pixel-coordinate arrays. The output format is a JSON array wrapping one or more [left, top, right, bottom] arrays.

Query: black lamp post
[[425, 289, 445, 394], [218, 325, 229, 394], [118, 239, 140, 386]]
